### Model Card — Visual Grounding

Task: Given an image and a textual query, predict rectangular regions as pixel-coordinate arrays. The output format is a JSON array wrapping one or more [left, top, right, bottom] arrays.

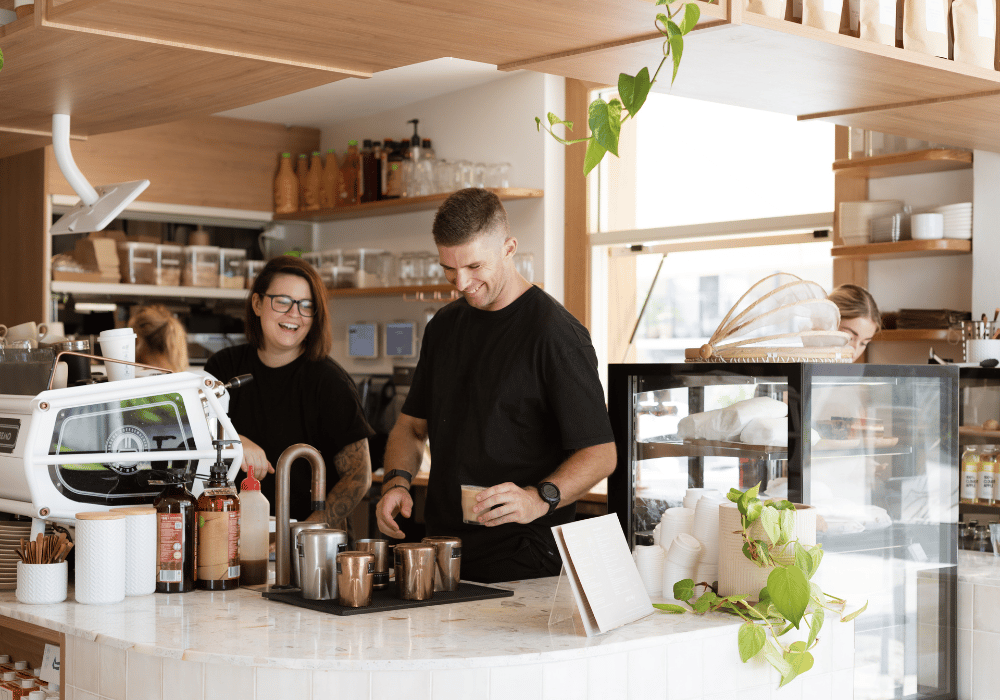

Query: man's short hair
[[432, 188, 510, 247]]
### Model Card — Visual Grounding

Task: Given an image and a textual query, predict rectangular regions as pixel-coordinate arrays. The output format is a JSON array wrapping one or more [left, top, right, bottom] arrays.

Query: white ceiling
[[216, 58, 512, 129]]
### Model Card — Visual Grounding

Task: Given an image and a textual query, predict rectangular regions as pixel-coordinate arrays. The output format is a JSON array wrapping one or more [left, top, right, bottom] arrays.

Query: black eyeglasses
[[264, 294, 316, 317]]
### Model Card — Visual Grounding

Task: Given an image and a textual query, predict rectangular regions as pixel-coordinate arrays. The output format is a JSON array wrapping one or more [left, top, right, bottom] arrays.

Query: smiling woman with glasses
[[204, 255, 374, 533]]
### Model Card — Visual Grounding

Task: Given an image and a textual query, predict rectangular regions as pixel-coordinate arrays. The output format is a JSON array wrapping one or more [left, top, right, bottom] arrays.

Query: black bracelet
[[381, 483, 410, 498], [384, 469, 414, 484]]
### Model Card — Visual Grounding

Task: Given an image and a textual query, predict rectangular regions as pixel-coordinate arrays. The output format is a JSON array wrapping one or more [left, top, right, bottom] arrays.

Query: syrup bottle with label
[[195, 440, 241, 591], [153, 470, 198, 593]]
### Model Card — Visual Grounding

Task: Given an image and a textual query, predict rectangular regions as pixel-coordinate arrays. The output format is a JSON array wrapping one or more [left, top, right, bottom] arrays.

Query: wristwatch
[[536, 481, 561, 515]]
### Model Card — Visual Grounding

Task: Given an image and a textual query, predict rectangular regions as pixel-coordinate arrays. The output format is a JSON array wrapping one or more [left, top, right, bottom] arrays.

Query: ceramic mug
[[5, 321, 43, 348]]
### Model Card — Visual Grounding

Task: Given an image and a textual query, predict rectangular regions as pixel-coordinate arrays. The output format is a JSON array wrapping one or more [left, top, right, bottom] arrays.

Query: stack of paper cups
[[652, 522, 662, 547], [98, 327, 137, 381], [75, 511, 127, 605], [659, 508, 695, 557], [683, 488, 721, 510], [692, 494, 725, 568], [113, 506, 158, 596], [662, 533, 702, 600], [634, 545, 666, 596]]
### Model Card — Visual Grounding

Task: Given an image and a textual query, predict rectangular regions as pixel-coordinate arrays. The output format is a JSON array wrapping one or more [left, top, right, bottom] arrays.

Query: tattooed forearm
[[325, 438, 373, 522]]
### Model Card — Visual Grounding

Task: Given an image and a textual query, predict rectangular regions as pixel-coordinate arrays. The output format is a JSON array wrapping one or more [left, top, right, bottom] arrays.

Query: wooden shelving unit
[[274, 188, 543, 223], [873, 329, 951, 342], [832, 149, 973, 179], [959, 426, 1000, 440], [328, 284, 458, 300], [832, 239, 972, 259], [50, 281, 248, 302]]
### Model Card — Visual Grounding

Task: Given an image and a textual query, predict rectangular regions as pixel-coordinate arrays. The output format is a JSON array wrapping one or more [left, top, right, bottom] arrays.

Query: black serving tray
[[262, 581, 513, 616]]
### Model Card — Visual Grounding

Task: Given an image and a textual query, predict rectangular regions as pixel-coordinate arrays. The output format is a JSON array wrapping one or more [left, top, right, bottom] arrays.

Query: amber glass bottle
[[195, 462, 241, 591], [341, 140, 361, 205], [273, 153, 298, 215], [154, 475, 198, 593], [304, 151, 323, 211], [296, 153, 310, 210]]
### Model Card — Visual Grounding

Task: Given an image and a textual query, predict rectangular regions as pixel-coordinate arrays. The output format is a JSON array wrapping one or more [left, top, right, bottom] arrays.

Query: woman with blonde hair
[[828, 284, 880, 362], [128, 304, 189, 372]]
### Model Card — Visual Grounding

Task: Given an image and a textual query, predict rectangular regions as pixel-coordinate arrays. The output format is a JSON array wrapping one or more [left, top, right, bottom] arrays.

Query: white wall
[[314, 71, 565, 375], [866, 168, 973, 364]]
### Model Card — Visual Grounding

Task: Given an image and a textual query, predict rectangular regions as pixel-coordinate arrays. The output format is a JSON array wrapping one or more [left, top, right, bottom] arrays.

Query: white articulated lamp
[[49, 113, 150, 235]]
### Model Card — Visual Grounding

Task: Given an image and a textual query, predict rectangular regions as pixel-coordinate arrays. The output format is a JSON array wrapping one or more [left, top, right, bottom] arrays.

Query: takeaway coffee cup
[[98, 328, 137, 381]]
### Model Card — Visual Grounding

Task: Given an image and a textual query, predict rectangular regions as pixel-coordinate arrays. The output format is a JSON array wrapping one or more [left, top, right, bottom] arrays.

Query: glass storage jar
[[182, 245, 221, 288], [218, 248, 247, 289]]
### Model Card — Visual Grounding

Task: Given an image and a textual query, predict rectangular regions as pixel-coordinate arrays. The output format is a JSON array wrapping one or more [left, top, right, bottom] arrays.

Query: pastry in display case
[[608, 362, 958, 700]]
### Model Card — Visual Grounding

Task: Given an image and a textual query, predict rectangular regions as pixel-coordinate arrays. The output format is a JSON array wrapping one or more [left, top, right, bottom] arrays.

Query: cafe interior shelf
[[832, 239, 972, 259], [273, 188, 543, 223], [959, 426, 1000, 441], [637, 438, 912, 461], [873, 329, 952, 342], [50, 280, 462, 301], [832, 149, 973, 179]]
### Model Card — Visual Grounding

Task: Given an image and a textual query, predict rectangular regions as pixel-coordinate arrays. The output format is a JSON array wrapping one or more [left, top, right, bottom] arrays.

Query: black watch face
[[540, 482, 559, 502]]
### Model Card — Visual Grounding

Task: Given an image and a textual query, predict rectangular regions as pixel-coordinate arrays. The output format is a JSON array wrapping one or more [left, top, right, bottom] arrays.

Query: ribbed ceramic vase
[[717, 501, 816, 600]]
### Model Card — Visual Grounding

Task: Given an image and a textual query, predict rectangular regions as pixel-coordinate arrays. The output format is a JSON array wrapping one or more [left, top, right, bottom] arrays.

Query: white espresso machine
[[0, 370, 243, 532]]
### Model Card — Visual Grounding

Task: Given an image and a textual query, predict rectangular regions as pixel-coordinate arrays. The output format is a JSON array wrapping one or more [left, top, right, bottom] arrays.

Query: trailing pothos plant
[[653, 484, 868, 688], [535, 0, 701, 175]]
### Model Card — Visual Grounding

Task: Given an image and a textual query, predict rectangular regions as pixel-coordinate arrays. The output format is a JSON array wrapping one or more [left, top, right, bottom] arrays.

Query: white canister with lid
[[112, 506, 158, 596], [75, 511, 127, 605]]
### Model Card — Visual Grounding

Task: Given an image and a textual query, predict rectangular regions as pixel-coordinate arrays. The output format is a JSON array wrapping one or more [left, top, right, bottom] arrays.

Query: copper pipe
[[273, 443, 326, 588], [46, 350, 172, 390]]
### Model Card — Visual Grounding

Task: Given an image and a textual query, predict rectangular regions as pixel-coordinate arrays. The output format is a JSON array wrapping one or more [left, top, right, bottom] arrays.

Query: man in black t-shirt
[[375, 188, 616, 583]]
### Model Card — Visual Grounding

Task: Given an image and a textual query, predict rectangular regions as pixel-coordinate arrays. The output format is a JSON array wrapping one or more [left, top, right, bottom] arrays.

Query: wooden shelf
[[833, 149, 973, 179], [959, 426, 1000, 439], [274, 188, 544, 223], [832, 239, 972, 259], [50, 280, 248, 301], [328, 284, 458, 300], [873, 329, 951, 342]]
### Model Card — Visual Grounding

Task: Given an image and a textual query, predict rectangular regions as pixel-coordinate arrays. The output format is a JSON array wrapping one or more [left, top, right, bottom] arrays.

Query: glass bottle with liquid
[[153, 472, 198, 593], [978, 449, 997, 505], [195, 441, 241, 591], [961, 445, 980, 504]]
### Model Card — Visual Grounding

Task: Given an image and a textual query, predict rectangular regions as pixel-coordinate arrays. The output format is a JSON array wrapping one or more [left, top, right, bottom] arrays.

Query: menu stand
[[547, 565, 586, 635], [550, 513, 652, 637]]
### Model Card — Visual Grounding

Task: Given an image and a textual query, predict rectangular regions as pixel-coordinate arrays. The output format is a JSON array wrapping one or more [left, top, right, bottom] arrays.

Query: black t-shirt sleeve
[[312, 360, 375, 456], [204, 348, 235, 386], [542, 320, 615, 451]]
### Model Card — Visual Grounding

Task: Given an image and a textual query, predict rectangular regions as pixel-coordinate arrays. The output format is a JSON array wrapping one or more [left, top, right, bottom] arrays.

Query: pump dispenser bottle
[[195, 439, 241, 591]]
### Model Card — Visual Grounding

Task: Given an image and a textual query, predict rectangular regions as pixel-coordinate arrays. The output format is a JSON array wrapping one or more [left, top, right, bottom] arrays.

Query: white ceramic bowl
[[911, 213, 945, 240]]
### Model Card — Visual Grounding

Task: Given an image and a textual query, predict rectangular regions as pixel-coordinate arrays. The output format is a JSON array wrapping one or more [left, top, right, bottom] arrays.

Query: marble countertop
[[0, 578, 742, 671], [958, 549, 1000, 585]]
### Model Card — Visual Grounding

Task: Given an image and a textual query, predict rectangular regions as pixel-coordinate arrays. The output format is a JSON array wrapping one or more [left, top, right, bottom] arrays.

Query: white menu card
[[552, 513, 652, 636]]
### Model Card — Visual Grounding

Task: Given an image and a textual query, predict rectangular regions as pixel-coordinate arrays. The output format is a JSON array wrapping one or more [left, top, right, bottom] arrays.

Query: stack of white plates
[[635, 544, 666, 596], [662, 533, 702, 600], [0, 521, 34, 590], [659, 507, 695, 558], [933, 202, 972, 240]]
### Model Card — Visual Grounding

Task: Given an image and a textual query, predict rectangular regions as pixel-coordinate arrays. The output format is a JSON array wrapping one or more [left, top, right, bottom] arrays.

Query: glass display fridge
[[608, 363, 959, 700], [957, 366, 1000, 529]]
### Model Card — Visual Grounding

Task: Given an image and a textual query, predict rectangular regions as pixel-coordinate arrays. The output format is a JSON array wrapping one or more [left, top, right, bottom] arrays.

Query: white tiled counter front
[[955, 550, 1000, 700], [0, 578, 855, 700]]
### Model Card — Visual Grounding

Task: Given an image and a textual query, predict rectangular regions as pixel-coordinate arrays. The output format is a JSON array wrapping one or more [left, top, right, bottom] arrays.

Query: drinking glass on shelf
[[416, 159, 434, 196], [457, 161, 474, 189], [435, 161, 455, 194], [472, 162, 486, 188], [423, 252, 445, 286], [400, 160, 415, 198], [484, 163, 502, 188], [498, 162, 511, 188]]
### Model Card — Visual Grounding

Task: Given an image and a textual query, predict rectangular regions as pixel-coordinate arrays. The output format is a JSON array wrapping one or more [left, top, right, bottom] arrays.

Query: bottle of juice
[[979, 449, 998, 506], [360, 139, 380, 203], [340, 140, 361, 206], [304, 151, 323, 211], [961, 445, 980, 504], [295, 153, 309, 210]]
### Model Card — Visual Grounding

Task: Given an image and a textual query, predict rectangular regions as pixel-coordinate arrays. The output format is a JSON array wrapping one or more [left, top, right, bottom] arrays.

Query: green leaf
[[738, 623, 767, 662], [807, 607, 825, 648], [810, 545, 824, 575], [841, 600, 869, 623], [653, 603, 687, 613], [755, 539, 773, 567], [582, 137, 607, 176], [767, 566, 810, 628], [745, 483, 761, 501], [679, 2, 702, 34], [757, 587, 771, 606], [670, 35, 685, 85], [783, 646, 815, 681], [673, 578, 696, 603], [771, 499, 795, 510], [776, 622, 795, 637], [780, 510, 797, 545], [745, 500, 763, 524], [656, 12, 670, 27], [617, 67, 651, 118], [548, 112, 572, 129], [666, 19, 682, 37], [588, 98, 621, 157], [0, 48, 4, 74], [693, 590, 720, 613], [794, 542, 814, 579], [742, 540, 756, 562], [759, 507, 781, 545], [763, 640, 793, 679], [727, 488, 744, 503]]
